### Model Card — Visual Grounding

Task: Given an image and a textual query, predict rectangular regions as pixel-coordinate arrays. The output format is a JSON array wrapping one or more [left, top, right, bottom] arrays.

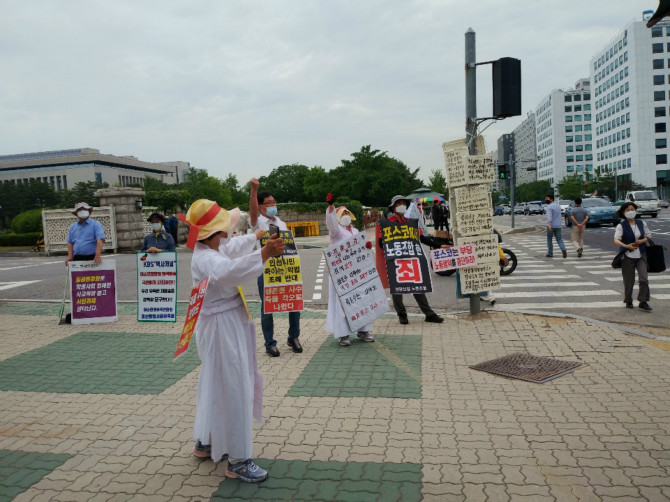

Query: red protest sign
[[173, 276, 209, 360]]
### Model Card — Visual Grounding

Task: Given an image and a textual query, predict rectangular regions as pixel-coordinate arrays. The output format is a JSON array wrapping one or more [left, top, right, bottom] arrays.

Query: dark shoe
[[287, 338, 303, 353], [193, 441, 211, 459], [65, 313, 72, 324], [562, 250, 567, 258], [625, 302, 633, 309], [639, 302, 653, 312], [425, 314, 444, 323], [266, 345, 280, 357], [545, 254, 553, 258], [398, 315, 409, 325], [577, 249, 582, 258]]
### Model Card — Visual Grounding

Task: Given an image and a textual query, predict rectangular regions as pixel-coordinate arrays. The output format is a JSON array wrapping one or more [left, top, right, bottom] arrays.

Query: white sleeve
[[643, 221, 652, 239], [197, 249, 265, 287], [614, 224, 623, 240], [325, 209, 343, 241], [220, 233, 258, 259]]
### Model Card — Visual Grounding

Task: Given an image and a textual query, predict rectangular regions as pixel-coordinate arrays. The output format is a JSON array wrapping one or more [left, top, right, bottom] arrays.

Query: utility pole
[[509, 153, 516, 229], [464, 28, 480, 315]]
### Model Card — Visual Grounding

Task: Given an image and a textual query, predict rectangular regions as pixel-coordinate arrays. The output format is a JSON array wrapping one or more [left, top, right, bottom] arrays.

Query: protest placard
[[456, 233, 500, 264], [378, 219, 432, 294], [137, 251, 177, 322], [261, 230, 303, 313], [173, 276, 209, 360], [430, 244, 478, 273], [453, 184, 492, 214], [459, 262, 501, 294], [456, 209, 494, 237], [69, 261, 118, 325], [324, 233, 389, 332]]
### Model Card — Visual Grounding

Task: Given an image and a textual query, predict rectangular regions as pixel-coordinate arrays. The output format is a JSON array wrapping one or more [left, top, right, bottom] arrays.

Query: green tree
[[182, 169, 233, 208], [514, 180, 552, 202], [303, 166, 332, 202], [557, 175, 586, 200], [59, 181, 108, 209], [427, 169, 447, 194], [258, 164, 310, 202], [0, 180, 61, 229], [144, 189, 192, 212]]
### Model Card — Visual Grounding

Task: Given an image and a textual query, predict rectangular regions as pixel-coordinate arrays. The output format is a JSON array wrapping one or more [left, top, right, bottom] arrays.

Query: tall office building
[[496, 134, 514, 190], [535, 79, 594, 187], [512, 112, 538, 185], [591, 11, 670, 197]]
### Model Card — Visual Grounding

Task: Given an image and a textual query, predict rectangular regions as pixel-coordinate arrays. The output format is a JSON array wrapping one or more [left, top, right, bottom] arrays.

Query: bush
[[10, 209, 43, 234], [0, 232, 41, 246]]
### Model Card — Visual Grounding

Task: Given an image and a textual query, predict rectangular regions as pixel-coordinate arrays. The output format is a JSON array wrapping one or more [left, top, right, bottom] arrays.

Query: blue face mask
[[266, 206, 277, 218]]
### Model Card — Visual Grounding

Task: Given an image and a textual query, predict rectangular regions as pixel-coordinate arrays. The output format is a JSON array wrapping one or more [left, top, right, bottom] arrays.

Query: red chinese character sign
[[377, 219, 433, 294], [324, 233, 389, 332], [173, 277, 209, 360], [137, 251, 177, 322], [430, 245, 478, 273], [69, 261, 118, 325], [261, 230, 303, 313]]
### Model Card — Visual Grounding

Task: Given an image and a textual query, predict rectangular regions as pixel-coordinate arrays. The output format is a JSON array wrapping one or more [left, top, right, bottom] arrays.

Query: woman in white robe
[[181, 199, 284, 483], [324, 199, 375, 346]]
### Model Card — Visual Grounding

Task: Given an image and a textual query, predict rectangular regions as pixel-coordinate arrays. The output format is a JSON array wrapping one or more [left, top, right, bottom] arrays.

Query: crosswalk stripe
[[505, 274, 582, 279], [0, 280, 41, 291], [500, 282, 598, 288], [573, 264, 617, 269], [495, 301, 625, 309], [495, 290, 619, 298]]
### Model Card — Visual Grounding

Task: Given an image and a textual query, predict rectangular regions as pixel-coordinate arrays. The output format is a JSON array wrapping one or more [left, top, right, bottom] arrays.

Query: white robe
[[191, 233, 265, 462], [324, 209, 373, 338]]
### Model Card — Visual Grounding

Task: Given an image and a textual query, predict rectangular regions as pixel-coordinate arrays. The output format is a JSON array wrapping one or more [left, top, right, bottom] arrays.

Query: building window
[[565, 106, 572, 112], [657, 154, 668, 164], [63, 175, 67, 190], [565, 95, 572, 102], [565, 125, 573, 132], [655, 74, 665, 85], [575, 125, 583, 132], [566, 116, 573, 122], [567, 156, 575, 162], [654, 59, 664, 69], [576, 145, 584, 151], [575, 135, 583, 141], [574, 95, 582, 102], [584, 93, 590, 101], [566, 136, 573, 142], [653, 43, 664, 53], [586, 144, 592, 151], [566, 146, 574, 152], [655, 90, 665, 101], [656, 123, 667, 133], [653, 27, 664, 38], [656, 138, 667, 148]]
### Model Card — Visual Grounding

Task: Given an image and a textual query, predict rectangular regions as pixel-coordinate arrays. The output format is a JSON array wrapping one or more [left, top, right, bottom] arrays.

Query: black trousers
[[392, 294, 436, 317]]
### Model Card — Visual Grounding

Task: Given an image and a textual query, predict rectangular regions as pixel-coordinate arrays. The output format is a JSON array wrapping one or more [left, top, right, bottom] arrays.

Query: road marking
[[509, 269, 567, 274], [0, 280, 41, 291], [604, 276, 670, 282], [505, 274, 582, 280], [495, 290, 619, 298], [312, 293, 322, 300], [315, 278, 323, 283], [500, 282, 598, 288], [573, 264, 618, 269], [495, 301, 626, 310]]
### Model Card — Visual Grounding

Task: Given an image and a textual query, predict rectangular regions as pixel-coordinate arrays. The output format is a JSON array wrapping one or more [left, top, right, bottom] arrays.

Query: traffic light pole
[[509, 154, 516, 229], [465, 28, 480, 315]]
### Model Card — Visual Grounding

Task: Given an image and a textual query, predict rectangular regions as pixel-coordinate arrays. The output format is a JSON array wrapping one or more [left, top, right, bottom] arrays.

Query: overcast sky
[[0, 1, 652, 184]]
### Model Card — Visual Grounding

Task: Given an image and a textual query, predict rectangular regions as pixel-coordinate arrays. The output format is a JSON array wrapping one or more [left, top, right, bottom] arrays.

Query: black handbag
[[646, 239, 667, 273], [611, 251, 625, 269]]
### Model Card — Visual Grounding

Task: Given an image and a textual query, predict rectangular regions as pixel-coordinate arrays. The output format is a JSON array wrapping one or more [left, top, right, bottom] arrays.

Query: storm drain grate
[[469, 353, 583, 384]]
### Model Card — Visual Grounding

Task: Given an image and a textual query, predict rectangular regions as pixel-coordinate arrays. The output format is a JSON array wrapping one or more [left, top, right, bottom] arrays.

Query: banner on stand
[[137, 251, 177, 322], [69, 261, 118, 325]]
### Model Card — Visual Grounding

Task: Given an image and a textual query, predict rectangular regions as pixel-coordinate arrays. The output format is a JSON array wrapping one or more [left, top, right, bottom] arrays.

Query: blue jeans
[[256, 275, 300, 347], [546, 228, 566, 256]]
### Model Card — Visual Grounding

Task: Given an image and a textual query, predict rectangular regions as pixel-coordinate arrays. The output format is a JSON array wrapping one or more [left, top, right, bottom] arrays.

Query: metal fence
[[42, 207, 117, 256]]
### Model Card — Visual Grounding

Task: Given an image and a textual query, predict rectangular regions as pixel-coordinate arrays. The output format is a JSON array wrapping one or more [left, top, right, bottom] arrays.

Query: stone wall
[[94, 187, 146, 251]]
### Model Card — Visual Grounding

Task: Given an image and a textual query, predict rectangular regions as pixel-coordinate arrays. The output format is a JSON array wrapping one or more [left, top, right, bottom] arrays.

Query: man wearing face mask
[[545, 193, 567, 258], [65, 202, 106, 266], [378, 195, 444, 325], [249, 180, 302, 357], [141, 213, 176, 253]]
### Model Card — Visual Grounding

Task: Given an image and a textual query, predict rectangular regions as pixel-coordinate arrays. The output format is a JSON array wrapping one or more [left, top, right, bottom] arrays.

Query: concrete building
[[0, 148, 192, 191], [591, 11, 670, 198], [496, 134, 514, 190], [535, 79, 594, 187], [512, 112, 538, 185]]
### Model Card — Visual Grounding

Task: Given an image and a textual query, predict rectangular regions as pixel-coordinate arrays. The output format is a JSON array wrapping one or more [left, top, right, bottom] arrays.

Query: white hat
[[72, 202, 93, 215]]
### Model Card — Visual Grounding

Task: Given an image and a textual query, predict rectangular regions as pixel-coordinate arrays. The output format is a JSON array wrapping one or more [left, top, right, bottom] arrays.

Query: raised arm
[[249, 177, 259, 228]]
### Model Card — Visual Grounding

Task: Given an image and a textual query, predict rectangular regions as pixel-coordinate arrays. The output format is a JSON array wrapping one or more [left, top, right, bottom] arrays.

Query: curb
[[503, 225, 544, 235]]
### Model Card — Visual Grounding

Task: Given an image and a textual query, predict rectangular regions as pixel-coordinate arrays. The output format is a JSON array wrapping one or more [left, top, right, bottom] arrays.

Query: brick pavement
[[1, 301, 670, 501]]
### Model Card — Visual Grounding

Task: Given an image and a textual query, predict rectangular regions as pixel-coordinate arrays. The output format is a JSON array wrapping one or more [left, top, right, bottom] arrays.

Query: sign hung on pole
[[261, 230, 303, 313], [137, 251, 177, 322], [69, 260, 118, 325], [430, 244, 478, 274], [378, 219, 433, 294], [323, 233, 389, 332]]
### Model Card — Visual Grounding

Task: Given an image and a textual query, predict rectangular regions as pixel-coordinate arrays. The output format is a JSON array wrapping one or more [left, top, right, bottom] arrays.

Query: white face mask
[[151, 223, 162, 231], [78, 210, 90, 219], [395, 205, 407, 215], [339, 215, 352, 227], [624, 210, 636, 219]]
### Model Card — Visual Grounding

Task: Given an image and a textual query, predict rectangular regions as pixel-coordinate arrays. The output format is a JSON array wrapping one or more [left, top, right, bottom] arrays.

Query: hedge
[[0, 232, 42, 246], [10, 209, 43, 234]]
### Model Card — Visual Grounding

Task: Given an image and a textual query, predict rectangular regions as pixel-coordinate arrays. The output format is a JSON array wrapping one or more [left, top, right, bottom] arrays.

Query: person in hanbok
[[324, 192, 375, 346], [180, 198, 284, 483]]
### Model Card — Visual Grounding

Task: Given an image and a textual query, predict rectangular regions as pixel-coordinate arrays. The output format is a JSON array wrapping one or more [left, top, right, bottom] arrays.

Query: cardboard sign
[[456, 234, 500, 264], [174, 276, 209, 360], [430, 245, 478, 273], [261, 230, 303, 313], [69, 261, 118, 325], [324, 233, 389, 332], [459, 262, 501, 294], [378, 219, 433, 294], [137, 251, 177, 322], [444, 155, 496, 188], [453, 184, 492, 214], [456, 209, 494, 237]]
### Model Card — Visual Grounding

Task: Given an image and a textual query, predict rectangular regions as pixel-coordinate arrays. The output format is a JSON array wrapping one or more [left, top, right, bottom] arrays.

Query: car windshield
[[528, 204, 541, 208], [581, 199, 609, 207], [633, 192, 656, 201]]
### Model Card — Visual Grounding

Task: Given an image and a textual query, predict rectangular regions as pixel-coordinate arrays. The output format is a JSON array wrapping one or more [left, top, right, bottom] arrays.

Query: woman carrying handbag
[[613, 202, 653, 312]]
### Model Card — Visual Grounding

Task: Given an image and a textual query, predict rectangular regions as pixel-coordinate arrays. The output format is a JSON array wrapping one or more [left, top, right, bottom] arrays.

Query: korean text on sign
[[137, 251, 177, 322], [174, 276, 209, 360], [69, 260, 118, 325], [262, 229, 303, 313], [430, 245, 478, 273]]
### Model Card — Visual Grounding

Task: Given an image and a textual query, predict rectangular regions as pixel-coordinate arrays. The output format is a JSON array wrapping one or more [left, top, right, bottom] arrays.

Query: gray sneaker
[[226, 459, 268, 483], [357, 331, 375, 342], [339, 336, 351, 346]]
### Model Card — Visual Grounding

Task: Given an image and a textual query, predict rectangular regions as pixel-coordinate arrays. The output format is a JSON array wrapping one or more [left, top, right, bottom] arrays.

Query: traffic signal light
[[493, 57, 522, 118], [498, 164, 509, 180]]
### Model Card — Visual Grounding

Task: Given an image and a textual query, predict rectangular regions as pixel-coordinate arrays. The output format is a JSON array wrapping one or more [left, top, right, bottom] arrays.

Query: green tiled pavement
[[211, 459, 422, 502], [288, 335, 422, 399], [0, 449, 72, 502], [0, 331, 201, 394]]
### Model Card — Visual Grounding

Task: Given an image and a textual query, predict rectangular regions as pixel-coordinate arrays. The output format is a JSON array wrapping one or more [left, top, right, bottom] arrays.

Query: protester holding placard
[[249, 179, 302, 357], [141, 213, 175, 253], [181, 198, 284, 483], [325, 193, 375, 346], [377, 195, 446, 325], [64, 202, 106, 265]]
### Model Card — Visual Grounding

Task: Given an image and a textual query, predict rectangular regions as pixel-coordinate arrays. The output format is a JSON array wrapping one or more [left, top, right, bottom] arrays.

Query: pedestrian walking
[[613, 202, 653, 312], [378, 195, 445, 325], [441, 202, 450, 232], [431, 201, 442, 231], [570, 198, 589, 257], [141, 213, 175, 253], [184, 198, 284, 483], [249, 179, 302, 357], [324, 192, 375, 346], [545, 194, 567, 258]]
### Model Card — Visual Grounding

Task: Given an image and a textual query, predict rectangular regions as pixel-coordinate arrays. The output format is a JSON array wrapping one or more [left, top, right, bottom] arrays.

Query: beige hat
[[72, 202, 93, 215], [178, 199, 232, 249], [336, 206, 356, 222]]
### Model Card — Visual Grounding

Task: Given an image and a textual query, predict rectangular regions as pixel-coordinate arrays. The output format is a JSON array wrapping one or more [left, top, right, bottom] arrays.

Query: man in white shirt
[[249, 180, 302, 357]]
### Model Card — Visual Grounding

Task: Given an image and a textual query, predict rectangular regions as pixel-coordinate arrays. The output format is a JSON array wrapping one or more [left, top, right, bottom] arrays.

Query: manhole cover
[[469, 353, 583, 383]]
